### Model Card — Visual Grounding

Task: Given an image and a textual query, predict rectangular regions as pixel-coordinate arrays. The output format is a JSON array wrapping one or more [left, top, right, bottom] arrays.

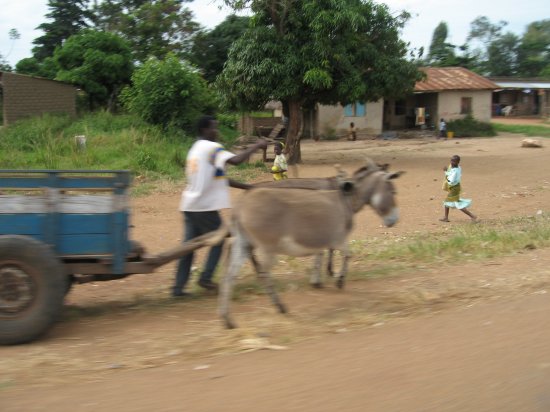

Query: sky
[[0, 0, 548, 68]]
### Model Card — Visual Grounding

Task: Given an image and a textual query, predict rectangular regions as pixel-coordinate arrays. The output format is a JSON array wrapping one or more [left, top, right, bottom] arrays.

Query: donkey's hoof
[[310, 282, 324, 289], [277, 303, 288, 314], [336, 278, 345, 289], [222, 316, 237, 329]]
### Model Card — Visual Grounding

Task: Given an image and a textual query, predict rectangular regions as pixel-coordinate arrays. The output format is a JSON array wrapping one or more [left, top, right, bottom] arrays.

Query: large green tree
[[217, 0, 421, 163], [32, 0, 94, 61], [54, 30, 133, 110], [189, 15, 250, 83], [426, 22, 457, 66], [486, 32, 520, 76], [517, 19, 550, 77], [120, 54, 214, 131], [466, 16, 509, 74], [92, 0, 199, 63]]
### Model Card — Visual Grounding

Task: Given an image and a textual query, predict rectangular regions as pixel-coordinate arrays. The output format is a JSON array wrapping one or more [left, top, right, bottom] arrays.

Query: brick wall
[[1, 72, 76, 126]]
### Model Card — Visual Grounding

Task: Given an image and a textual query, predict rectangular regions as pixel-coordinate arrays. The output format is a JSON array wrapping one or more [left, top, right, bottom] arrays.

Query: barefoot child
[[440, 155, 477, 222], [271, 142, 288, 180]]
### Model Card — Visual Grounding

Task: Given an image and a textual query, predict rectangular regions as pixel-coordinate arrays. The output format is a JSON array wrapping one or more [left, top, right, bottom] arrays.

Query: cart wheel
[[65, 275, 75, 296], [0, 236, 67, 345]]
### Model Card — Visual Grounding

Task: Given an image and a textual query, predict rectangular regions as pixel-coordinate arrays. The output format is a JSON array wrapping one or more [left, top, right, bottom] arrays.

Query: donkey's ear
[[339, 180, 355, 194], [387, 171, 405, 180], [364, 157, 377, 170]]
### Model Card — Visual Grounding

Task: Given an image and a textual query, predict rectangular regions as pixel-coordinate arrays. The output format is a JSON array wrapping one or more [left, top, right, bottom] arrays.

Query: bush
[[447, 115, 496, 138], [120, 54, 214, 133]]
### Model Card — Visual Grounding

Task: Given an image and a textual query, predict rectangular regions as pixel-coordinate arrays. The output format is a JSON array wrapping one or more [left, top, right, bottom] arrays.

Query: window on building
[[461, 97, 472, 114], [344, 102, 367, 117]]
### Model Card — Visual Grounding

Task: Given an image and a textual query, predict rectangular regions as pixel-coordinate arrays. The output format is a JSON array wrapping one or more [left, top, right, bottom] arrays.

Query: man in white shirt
[[173, 115, 267, 297]]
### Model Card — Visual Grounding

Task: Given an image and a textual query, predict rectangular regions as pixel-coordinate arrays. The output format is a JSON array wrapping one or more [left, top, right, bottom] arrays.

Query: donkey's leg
[[218, 231, 249, 329], [249, 248, 261, 273], [335, 245, 350, 289], [310, 253, 324, 288], [255, 251, 287, 314], [327, 249, 335, 277]]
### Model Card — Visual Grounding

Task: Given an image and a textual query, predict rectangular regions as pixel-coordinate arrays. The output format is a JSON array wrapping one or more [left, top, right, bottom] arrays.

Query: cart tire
[[0, 235, 67, 345]]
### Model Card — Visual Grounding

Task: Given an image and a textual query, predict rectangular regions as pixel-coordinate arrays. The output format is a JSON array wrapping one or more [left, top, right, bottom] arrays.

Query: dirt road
[[1, 132, 550, 410], [3, 291, 550, 412]]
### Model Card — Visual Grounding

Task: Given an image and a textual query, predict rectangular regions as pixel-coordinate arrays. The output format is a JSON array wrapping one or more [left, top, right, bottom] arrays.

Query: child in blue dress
[[440, 155, 477, 222]]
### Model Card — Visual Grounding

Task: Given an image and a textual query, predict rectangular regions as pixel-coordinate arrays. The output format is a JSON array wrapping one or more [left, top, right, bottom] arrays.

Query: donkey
[[249, 163, 391, 285], [218, 160, 403, 329]]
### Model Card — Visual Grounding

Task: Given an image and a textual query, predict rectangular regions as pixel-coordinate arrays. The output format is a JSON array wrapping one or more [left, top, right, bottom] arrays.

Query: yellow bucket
[[447, 131, 454, 139]]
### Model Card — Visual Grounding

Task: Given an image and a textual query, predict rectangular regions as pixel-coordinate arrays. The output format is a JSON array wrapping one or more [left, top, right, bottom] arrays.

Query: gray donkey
[[249, 162, 390, 285], [218, 159, 403, 329]]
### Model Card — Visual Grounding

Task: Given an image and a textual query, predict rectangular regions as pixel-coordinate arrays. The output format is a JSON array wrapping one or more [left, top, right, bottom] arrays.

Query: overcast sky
[[0, 0, 548, 67]]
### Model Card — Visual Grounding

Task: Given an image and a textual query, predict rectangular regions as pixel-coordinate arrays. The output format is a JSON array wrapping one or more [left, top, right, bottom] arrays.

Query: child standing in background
[[439, 118, 447, 139], [348, 122, 357, 141], [440, 155, 477, 223], [271, 142, 288, 180]]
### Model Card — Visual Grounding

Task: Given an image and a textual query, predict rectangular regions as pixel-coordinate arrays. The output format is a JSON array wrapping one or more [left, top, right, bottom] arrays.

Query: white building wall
[[437, 90, 493, 122], [317, 100, 384, 137]]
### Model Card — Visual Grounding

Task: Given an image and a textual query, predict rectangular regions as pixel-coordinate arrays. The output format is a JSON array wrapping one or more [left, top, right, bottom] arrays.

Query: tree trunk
[[107, 86, 119, 113], [285, 99, 303, 164]]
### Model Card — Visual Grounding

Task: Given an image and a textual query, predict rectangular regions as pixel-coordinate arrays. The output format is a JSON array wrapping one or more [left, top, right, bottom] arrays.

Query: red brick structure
[[0, 72, 76, 126]]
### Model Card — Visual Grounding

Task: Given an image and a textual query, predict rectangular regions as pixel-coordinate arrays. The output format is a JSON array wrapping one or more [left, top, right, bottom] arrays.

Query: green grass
[[0, 111, 265, 188], [351, 215, 550, 270], [493, 123, 550, 138]]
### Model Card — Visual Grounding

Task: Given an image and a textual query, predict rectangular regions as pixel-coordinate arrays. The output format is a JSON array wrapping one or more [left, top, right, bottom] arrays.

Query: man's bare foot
[[439, 218, 450, 222], [471, 216, 479, 223]]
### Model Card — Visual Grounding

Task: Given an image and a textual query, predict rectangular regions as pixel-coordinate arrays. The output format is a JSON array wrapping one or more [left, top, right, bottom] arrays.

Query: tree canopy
[[426, 22, 457, 66], [425, 17, 550, 77], [32, 0, 94, 62], [217, 0, 422, 163], [120, 54, 214, 131], [54, 30, 133, 110], [92, 0, 200, 63], [517, 19, 550, 77], [189, 15, 250, 83]]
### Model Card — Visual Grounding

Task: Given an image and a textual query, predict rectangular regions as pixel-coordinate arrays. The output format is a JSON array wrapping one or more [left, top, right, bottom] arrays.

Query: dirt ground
[[2, 129, 550, 411]]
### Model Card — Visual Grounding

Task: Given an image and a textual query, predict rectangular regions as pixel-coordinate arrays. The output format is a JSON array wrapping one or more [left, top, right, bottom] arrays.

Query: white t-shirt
[[180, 139, 235, 212], [273, 153, 287, 171]]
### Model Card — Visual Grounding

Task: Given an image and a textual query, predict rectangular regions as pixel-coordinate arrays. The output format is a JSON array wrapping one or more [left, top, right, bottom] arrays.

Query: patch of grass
[[0, 112, 190, 178], [493, 123, 550, 138], [0, 112, 265, 190], [227, 160, 269, 182], [249, 111, 274, 118], [0, 379, 14, 391], [352, 215, 550, 270]]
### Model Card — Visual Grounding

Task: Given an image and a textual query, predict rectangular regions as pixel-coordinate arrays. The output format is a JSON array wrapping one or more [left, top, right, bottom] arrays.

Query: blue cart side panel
[[0, 214, 45, 235], [0, 170, 132, 275]]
